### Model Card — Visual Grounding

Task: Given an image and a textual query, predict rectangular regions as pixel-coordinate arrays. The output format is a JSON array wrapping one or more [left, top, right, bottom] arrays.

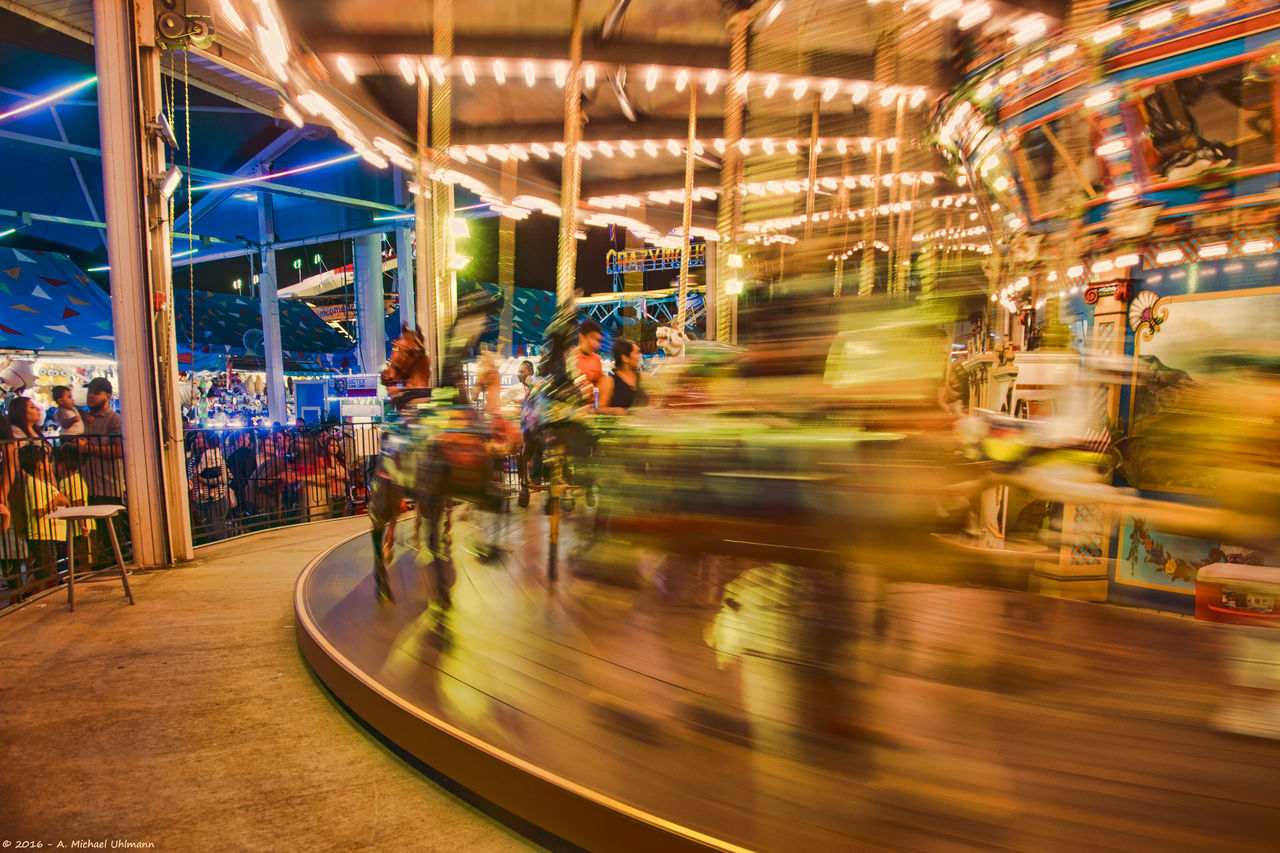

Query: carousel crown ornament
[[0, 357, 37, 395]]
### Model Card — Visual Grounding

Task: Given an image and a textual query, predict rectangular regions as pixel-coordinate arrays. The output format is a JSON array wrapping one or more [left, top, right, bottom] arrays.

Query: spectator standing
[[8, 396, 47, 443], [18, 444, 69, 593], [0, 410, 24, 601], [80, 377, 127, 565], [187, 432, 233, 542], [51, 385, 84, 436], [226, 431, 259, 519]]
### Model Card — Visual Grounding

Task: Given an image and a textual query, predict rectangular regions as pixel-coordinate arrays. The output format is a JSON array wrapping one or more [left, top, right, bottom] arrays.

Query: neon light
[[190, 153, 360, 191], [0, 76, 97, 123], [0, 228, 15, 238], [87, 265, 109, 272]]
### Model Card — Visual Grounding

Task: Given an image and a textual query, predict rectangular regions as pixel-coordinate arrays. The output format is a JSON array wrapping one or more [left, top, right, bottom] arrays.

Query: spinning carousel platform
[[295, 510, 1280, 852]]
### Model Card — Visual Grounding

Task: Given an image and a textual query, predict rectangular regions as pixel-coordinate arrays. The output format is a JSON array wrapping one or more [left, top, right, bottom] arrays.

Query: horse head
[[383, 324, 429, 389]]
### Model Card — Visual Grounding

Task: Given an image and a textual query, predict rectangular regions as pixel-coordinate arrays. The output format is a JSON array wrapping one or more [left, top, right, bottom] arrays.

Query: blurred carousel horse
[[368, 296, 517, 605]]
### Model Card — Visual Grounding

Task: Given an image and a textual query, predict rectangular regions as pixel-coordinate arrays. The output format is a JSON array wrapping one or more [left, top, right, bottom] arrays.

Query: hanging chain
[[183, 50, 194, 366]]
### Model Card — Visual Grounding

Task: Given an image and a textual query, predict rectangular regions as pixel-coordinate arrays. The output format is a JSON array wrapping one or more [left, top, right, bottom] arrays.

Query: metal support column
[[354, 233, 387, 373], [256, 186, 287, 425], [393, 167, 416, 330], [93, 0, 186, 566], [555, 0, 585, 306]]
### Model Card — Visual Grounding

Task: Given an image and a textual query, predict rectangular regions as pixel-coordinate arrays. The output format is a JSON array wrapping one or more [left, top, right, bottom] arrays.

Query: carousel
[[176, 0, 1280, 848]]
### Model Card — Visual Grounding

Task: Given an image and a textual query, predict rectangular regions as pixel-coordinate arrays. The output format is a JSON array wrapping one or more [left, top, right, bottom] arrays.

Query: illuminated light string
[[448, 135, 913, 163], [190, 152, 361, 192], [316, 51, 934, 105], [0, 76, 97, 123]]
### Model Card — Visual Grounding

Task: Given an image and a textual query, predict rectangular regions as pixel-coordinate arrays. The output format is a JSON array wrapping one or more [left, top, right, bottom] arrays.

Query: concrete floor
[[0, 517, 541, 853]]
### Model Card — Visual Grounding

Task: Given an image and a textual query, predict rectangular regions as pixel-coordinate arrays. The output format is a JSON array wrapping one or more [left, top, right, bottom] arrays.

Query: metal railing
[[0, 424, 382, 609]]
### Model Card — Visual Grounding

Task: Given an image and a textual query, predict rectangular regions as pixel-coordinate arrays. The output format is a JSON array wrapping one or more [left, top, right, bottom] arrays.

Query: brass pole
[[804, 93, 819, 240], [677, 86, 697, 331], [498, 157, 517, 356], [431, 0, 456, 365], [715, 10, 750, 343], [555, 0, 585, 306]]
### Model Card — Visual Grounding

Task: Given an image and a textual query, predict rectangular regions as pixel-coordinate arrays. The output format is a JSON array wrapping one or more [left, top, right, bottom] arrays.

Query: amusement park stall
[[937, 0, 1280, 612]]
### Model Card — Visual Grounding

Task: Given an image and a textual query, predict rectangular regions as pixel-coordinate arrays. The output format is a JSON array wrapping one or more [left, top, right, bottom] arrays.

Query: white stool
[[47, 505, 134, 612]]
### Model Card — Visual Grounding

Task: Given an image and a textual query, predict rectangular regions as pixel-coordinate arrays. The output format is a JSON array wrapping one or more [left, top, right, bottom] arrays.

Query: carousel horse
[[521, 301, 599, 577], [369, 296, 510, 605]]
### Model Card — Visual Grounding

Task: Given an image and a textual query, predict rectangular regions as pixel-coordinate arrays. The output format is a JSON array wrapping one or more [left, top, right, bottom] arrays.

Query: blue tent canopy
[[0, 247, 116, 356]]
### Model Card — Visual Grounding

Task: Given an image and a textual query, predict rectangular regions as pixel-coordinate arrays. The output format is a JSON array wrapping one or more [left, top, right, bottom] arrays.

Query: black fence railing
[[0, 425, 382, 609], [184, 425, 381, 545]]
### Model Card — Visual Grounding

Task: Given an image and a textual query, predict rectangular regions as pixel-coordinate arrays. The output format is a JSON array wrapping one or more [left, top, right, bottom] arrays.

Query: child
[[18, 444, 69, 593], [55, 444, 91, 568]]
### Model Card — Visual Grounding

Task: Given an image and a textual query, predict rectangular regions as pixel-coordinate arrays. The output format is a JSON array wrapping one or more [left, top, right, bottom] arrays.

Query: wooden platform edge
[[293, 530, 752, 853]]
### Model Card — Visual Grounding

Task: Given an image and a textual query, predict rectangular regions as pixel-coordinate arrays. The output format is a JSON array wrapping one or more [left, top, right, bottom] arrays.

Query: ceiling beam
[[174, 127, 306, 233], [307, 31, 733, 70], [0, 128, 401, 213], [0, 207, 230, 245]]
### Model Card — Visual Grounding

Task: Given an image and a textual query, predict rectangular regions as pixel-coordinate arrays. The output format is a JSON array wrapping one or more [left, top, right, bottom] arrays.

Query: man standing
[[51, 385, 83, 435], [80, 377, 127, 566]]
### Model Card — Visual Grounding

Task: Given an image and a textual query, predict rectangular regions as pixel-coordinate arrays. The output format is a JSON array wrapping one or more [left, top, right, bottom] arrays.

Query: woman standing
[[186, 431, 233, 542], [598, 340, 646, 414], [8, 396, 47, 443]]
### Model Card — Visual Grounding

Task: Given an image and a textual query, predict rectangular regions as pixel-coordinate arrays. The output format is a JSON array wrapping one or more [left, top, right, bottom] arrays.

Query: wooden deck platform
[[295, 508, 1280, 852]]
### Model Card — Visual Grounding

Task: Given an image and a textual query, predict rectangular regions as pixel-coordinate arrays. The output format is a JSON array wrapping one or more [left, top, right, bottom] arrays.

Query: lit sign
[[606, 243, 706, 274]]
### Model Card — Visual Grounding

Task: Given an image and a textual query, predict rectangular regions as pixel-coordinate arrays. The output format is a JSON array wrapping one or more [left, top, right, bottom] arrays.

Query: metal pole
[[92, 0, 176, 567], [256, 186, 288, 425], [715, 10, 749, 344], [677, 86, 697, 332], [415, 72, 438, 379], [498, 157, 517, 356], [704, 241, 718, 340], [804, 94, 819, 240], [555, 0, 585, 306], [431, 0, 457, 365], [393, 166, 416, 330], [354, 232, 387, 373]]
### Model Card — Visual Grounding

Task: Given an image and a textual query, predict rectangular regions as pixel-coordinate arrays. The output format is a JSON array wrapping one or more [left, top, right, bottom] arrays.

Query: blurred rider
[[574, 320, 604, 407]]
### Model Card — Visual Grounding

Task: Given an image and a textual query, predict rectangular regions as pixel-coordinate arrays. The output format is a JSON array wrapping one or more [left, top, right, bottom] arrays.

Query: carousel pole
[[804, 94, 819, 240], [555, 0, 585, 307], [861, 28, 894, 296], [715, 10, 750, 343], [414, 71, 438, 379], [430, 0, 457, 364], [834, 148, 851, 296], [676, 86, 697, 332], [888, 96, 906, 295], [498, 158, 517, 357], [548, 0, 586, 584]]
